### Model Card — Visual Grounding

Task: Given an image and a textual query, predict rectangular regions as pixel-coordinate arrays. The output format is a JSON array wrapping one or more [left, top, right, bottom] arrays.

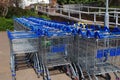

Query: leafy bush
[[5, 7, 39, 18], [0, 17, 13, 31]]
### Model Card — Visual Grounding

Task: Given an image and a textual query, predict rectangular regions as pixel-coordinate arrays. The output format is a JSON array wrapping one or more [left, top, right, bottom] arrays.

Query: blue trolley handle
[[86, 30, 92, 38], [72, 28, 77, 35], [77, 29, 85, 37], [77, 29, 82, 35]]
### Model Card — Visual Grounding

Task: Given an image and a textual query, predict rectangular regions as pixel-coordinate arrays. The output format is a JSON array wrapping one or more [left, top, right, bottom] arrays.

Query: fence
[[38, 5, 120, 27]]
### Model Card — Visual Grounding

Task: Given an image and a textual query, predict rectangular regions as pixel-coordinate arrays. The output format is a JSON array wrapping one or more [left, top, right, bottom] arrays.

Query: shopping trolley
[[14, 17, 38, 31], [7, 30, 41, 80], [75, 27, 120, 80], [14, 18, 29, 31], [32, 26, 78, 80]]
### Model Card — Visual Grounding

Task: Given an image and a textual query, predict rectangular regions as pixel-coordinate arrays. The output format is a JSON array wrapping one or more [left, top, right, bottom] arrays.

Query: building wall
[[0, 0, 9, 4], [0, 0, 9, 6], [19, 0, 50, 9], [50, 0, 57, 7]]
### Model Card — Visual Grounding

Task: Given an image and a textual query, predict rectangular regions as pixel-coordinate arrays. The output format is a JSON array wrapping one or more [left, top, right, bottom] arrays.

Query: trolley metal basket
[[37, 27, 78, 80], [76, 27, 120, 79], [7, 30, 41, 80]]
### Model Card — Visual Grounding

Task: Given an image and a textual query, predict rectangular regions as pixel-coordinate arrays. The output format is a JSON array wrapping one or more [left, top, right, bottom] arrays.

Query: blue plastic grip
[[97, 49, 103, 58], [51, 44, 65, 53]]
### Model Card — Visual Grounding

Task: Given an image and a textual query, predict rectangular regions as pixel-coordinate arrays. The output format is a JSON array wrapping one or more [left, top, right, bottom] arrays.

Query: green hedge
[[0, 17, 13, 31]]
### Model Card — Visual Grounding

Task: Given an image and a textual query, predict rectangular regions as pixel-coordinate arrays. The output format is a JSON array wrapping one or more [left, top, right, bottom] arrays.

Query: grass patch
[[39, 15, 51, 20]]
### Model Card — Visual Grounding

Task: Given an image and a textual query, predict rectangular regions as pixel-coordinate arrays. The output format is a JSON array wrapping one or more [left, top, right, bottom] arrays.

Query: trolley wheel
[[43, 76, 50, 80], [38, 75, 40, 78], [105, 73, 111, 80], [43, 77, 46, 80], [43, 71, 48, 80], [43, 73, 45, 80], [75, 65, 83, 79], [116, 77, 120, 80], [72, 76, 79, 80], [37, 72, 41, 78], [43, 75, 47, 80], [12, 76, 16, 80], [67, 65, 79, 80], [66, 66, 72, 76]]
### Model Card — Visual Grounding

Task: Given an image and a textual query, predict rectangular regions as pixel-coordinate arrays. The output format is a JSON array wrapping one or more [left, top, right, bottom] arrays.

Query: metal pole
[[79, 11, 81, 20], [68, 9, 70, 18], [104, 0, 109, 28], [116, 13, 118, 27], [94, 13, 96, 25]]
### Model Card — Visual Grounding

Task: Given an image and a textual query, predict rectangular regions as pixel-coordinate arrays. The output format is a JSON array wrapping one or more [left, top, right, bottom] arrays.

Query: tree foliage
[[57, 0, 100, 4], [57, 0, 120, 6]]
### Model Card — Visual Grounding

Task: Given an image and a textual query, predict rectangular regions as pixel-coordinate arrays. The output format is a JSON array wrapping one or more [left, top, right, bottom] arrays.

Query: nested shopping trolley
[[14, 18, 29, 31], [7, 30, 41, 80], [38, 29, 79, 80], [14, 17, 39, 31], [75, 27, 120, 80], [13, 17, 79, 80]]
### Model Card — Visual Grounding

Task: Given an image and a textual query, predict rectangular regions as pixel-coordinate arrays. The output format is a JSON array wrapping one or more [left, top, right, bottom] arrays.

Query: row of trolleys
[[7, 17, 120, 80]]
